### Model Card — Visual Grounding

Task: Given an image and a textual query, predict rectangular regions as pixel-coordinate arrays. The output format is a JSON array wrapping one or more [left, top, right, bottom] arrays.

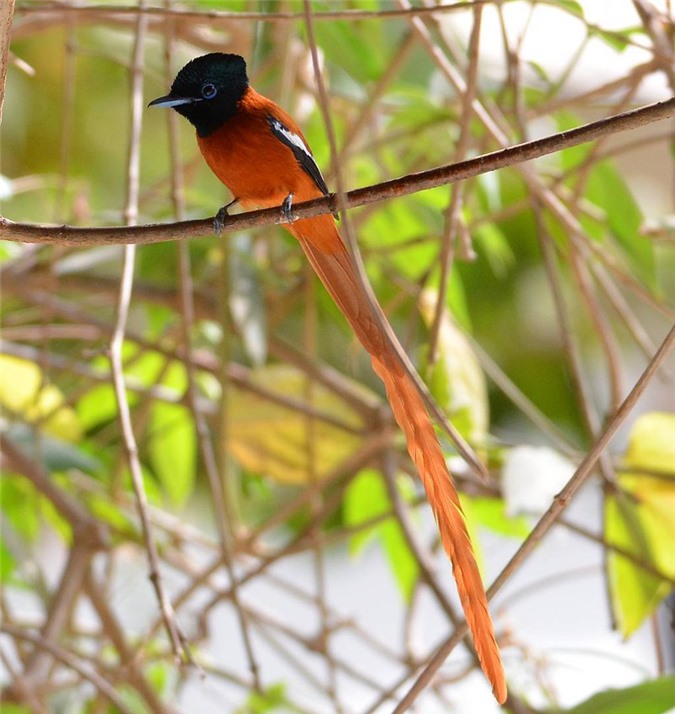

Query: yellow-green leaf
[[0, 355, 81, 442], [77, 383, 122, 431], [606, 412, 675, 636], [0, 537, 16, 580], [471, 497, 531, 540], [226, 364, 376, 485], [149, 402, 196, 508], [623, 412, 675, 475]]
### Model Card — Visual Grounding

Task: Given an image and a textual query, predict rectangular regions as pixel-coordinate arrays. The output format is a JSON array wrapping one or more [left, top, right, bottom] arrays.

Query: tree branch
[[1, 97, 672, 246]]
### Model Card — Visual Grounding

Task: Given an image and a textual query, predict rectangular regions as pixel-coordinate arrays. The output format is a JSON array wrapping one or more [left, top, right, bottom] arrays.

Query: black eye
[[201, 83, 217, 99]]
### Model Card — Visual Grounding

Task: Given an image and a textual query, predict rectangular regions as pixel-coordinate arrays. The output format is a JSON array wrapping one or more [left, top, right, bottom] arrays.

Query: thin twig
[[108, 4, 186, 662], [161, 11, 260, 688], [426, 1, 483, 364], [2, 623, 135, 714], [0, 0, 13, 126], [83, 572, 171, 714]]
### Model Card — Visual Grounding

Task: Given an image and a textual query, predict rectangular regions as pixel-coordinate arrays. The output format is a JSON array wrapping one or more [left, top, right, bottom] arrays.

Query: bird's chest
[[197, 116, 304, 209]]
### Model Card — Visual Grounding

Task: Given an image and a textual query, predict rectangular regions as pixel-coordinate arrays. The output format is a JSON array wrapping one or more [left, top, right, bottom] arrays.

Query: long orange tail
[[287, 214, 507, 703]]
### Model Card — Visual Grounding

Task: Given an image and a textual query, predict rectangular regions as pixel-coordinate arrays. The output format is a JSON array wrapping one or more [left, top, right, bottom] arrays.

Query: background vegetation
[[1, 1, 674, 713]]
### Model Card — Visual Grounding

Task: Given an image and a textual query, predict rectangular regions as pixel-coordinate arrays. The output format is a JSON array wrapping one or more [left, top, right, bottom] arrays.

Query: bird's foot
[[281, 193, 296, 224], [213, 198, 239, 235]]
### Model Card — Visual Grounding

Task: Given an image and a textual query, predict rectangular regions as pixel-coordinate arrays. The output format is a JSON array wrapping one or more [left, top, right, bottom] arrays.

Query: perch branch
[[0, 98, 671, 247]]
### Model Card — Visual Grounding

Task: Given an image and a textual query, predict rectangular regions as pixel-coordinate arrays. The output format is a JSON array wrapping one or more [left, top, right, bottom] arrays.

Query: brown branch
[[0, 0, 13, 126], [1, 623, 136, 714], [83, 572, 173, 714], [1, 97, 672, 246], [22, 544, 98, 686], [0, 437, 113, 701]]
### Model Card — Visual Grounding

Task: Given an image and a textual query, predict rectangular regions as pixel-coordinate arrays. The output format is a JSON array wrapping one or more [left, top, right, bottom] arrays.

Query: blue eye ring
[[201, 83, 217, 99]]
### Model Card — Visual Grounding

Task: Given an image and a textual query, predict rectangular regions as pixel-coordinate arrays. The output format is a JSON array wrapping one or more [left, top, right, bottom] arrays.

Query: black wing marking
[[267, 116, 330, 197]]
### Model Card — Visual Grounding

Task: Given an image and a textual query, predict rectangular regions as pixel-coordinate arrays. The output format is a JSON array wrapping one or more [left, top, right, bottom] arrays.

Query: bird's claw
[[213, 198, 239, 235], [281, 193, 296, 224], [213, 207, 228, 236]]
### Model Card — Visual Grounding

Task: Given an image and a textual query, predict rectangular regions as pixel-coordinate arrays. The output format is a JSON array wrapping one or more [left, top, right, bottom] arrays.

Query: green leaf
[[78, 345, 178, 433], [586, 160, 654, 289], [110, 684, 154, 714], [527, 60, 551, 84], [87, 494, 134, 532], [588, 25, 639, 53], [555, 0, 585, 18], [556, 110, 594, 172], [344, 469, 419, 601], [381, 521, 419, 601], [148, 401, 196, 508], [623, 412, 675, 474], [444, 265, 472, 333], [77, 383, 122, 431], [559, 677, 675, 714], [361, 193, 440, 283], [1, 472, 45, 541], [344, 468, 384, 556], [316, 18, 389, 83], [146, 660, 169, 697], [234, 682, 295, 714], [0, 536, 17, 580], [0, 705, 33, 714], [472, 221, 515, 279], [123, 345, 167, 384], [470, 497, 530, 539], [606, 412, 675, 636]]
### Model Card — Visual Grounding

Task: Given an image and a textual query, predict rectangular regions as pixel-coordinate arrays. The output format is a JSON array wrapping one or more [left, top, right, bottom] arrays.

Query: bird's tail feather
[[292, 219, 506, 703]]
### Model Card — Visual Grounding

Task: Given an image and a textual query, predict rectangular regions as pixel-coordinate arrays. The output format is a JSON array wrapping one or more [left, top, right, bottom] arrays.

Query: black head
[[149, 53, 249, 137]]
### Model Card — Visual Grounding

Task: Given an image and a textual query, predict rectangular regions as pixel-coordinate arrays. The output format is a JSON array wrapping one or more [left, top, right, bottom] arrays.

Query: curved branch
[[1, 97, 672, 247]]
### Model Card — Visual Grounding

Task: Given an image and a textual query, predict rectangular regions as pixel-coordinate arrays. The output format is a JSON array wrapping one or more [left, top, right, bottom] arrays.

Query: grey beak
[[148, 94, 199, 109]]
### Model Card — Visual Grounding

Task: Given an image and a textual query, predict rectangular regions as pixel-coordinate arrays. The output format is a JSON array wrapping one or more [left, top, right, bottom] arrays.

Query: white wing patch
[[270, 118, 313, 159], [267, 115, 330, 197]]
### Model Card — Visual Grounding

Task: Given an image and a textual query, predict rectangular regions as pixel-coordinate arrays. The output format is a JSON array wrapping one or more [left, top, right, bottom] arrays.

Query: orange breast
[[197, 89, 323, 210]]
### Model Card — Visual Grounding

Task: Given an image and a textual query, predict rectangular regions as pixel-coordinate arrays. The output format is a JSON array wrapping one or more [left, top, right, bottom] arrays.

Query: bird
[[149, 52, 507, 704]]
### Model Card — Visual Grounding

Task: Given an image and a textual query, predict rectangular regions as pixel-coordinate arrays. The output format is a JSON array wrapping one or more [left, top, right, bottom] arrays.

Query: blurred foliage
[[554, 676, 675, 714], [606, 412, 675, 636], [1, 0, 674, 712], [344, 467, 420, 601]]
